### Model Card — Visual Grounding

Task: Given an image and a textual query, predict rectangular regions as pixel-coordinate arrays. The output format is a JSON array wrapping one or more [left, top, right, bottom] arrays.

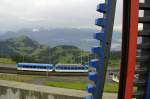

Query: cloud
[[0, 0, 124, 31]]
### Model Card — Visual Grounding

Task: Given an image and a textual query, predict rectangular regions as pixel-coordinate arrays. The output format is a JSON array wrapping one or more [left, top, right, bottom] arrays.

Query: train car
[[55, 64, 88, 72], [17, 63, 54, 72]]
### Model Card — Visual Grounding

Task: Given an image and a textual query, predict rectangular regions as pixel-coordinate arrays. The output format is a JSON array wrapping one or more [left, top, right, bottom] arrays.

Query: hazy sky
[[0, 0, 122, 32]]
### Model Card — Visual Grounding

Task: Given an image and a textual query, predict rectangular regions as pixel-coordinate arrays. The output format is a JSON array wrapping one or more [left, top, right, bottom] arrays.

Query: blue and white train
[[17, 63, 88, 73], [17, 63, 54, 72], [55, 64, 88, 72]]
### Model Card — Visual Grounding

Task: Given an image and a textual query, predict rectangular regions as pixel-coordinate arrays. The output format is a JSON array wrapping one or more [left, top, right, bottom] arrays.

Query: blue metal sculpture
[[85, 0, 116, 99]]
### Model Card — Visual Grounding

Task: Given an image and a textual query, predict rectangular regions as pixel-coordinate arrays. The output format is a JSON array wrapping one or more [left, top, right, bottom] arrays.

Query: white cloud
[[0, 0, 123, 31]]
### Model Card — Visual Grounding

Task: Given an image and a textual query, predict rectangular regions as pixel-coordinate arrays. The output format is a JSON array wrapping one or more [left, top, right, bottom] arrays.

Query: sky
[[0, 0, 123, 32]]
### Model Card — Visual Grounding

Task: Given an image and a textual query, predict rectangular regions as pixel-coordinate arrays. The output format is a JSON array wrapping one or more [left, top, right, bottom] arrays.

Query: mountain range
[[0, 28, 121, 51], [0, 36, 91, 64]]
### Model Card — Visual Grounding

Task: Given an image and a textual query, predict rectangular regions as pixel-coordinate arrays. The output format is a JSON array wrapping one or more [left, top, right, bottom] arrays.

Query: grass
[[0, 73, 118, 93], [46, 81, 118, 93], [0, 73, 36, 82], [0, 56, 120, 93], [109, 59, 120, 67], [46, 81, 86, 90], [104, 83, 118, 93], [0, 58, 16, 64]]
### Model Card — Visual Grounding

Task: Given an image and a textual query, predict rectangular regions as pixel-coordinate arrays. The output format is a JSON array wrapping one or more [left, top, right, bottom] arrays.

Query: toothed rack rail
[[85, 0, 116, 99]]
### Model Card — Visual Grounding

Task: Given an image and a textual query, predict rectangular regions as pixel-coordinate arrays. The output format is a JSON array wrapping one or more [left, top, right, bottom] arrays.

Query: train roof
[[18, 63, 53, 66], [55, 64, 83, 66]]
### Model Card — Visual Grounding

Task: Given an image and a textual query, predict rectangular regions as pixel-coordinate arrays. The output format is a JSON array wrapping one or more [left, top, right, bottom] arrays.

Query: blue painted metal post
[[85, 0, 116, 99]]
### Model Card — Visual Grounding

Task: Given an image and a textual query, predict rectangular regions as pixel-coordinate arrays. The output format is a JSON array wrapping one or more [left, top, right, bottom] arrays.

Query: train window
[[64, 67, 67, 69], [71, 67, 73, 69], [74, 67, 77, 70], [57, 67, 60, 69], [81, 67, 83, 70], [75, 67, 77, 70], [40, 66, 42, 69], [72, 67, 75, 70]]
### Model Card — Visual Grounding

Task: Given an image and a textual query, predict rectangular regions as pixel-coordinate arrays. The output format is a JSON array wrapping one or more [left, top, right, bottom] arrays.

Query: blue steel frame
[[85, 0, 116, 99]]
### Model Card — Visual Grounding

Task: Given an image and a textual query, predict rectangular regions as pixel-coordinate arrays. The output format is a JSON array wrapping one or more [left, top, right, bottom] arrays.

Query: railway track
[[0, 66, 118, 77], [0, 67, 88, 76]]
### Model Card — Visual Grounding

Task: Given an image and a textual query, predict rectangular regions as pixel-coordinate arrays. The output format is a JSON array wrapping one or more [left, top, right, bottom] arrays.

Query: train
[[17, 63, 88, 73], [17, 63, 54, 72], [55, 64, 88, 72]]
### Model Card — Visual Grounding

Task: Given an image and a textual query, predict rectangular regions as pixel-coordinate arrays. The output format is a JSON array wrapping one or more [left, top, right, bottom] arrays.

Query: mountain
[[0, 28, 121, 51], [0, 36, 49, 57], [0, 36, 91, 64]]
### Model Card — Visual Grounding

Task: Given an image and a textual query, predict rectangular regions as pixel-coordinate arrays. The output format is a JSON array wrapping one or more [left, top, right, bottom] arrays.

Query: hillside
[[50, 45, 88, 64], [0, 28, 94, 51], [0, 36, 49, 57], [0, 36, 120, 65], [0, 28, 121, 51], [0, 36, 90, 64]]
